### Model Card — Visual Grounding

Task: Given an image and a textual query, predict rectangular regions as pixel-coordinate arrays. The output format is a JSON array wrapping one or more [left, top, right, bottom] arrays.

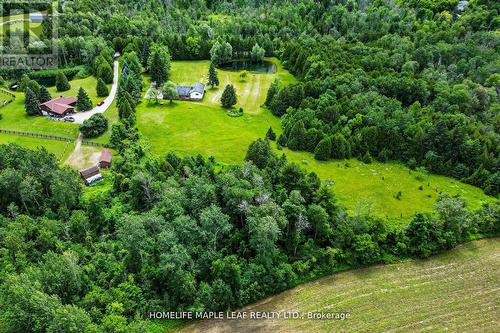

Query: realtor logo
[[0, 0, 58, 69]]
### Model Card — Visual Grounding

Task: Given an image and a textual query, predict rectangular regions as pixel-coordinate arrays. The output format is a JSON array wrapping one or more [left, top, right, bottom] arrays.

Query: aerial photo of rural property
[[0, 0, 498, 332]]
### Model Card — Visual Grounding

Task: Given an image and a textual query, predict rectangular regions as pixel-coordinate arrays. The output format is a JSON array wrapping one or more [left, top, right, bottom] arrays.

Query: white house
[[189, 82, 205, 100]]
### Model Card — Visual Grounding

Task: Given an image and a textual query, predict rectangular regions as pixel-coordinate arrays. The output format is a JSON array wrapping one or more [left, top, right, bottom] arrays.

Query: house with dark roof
[[40, 96, 76, 117], [173, 82, 205, 101], [99, 149, 112, 169], [79, 165, 102, 186]]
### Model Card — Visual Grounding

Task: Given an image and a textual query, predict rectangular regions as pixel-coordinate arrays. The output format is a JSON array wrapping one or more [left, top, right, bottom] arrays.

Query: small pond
[[219, 60, 276, 73]]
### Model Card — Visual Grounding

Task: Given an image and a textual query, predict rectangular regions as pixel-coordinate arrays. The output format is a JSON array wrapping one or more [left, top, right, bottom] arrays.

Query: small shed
[[99, 149, 112, 168], [80, 165, 102, 185]]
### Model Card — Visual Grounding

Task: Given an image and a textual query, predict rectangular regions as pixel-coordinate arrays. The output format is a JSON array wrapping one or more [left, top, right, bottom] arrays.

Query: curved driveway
[[73, 58, 119, 124]]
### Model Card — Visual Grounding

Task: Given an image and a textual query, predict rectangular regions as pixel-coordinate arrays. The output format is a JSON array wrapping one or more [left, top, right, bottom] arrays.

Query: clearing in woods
[[136, 59, 497, 220], [174, 238, 500, 333]]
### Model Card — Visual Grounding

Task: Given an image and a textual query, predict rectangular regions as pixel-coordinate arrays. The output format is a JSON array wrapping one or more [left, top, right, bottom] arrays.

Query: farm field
[[175, 238, 500, 333], [137, 60, 497, 219], [0, 132, 73, 162]]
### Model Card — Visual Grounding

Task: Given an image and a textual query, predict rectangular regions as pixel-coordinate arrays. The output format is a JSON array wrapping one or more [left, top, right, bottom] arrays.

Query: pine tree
[[221, 84, 237, 108], [265, 79, 280, 107], [56, 72, 71, 92], [266, 127, 276, 141], [208, 62, 219, 88], [314, 137, 332, 161], [97, 62, 113, 84], [118, 99, 133, 119], [96, 78, 109, 97], [38, 85, 52, 103], [76, 88, 93, 111], [287, 120, 306, 150], [24, 87, 40, 116]]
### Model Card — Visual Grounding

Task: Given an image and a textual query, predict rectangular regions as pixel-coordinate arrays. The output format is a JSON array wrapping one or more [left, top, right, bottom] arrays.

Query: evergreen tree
[[38, 85, 52, 103], [56, 72, 71, 92], [148, 44, 171, 86], [266, 127, 276, 141], [221, 84, 237, 108], [18, 74, 30, 92], [314, 137, 332, 161], [96, 78, 109, 97], [76, 88, 93, 112], [265, 79, 280, 107], [331, 133, 351, 159], [24, 87, 40, 116], [287, 120, 306, 150], [97, 62, 114, 84], [119, 99, 133, 119], [208, 62, 219, 88]]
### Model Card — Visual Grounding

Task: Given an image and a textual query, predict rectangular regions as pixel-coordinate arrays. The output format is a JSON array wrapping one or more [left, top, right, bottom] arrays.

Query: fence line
[[82, 140, 109, 148], [0, 129, 74, 142], [0, 88, 15, 98]]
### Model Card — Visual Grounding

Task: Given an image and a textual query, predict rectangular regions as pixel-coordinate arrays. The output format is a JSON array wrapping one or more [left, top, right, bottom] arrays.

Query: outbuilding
[[99, 149, 112, 168], [79, 165, 102, 186]]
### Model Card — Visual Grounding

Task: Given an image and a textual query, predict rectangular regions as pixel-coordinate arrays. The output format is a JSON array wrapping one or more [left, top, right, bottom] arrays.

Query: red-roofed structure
[[40, 96, 76, 117], [99, 149, 113, 168]]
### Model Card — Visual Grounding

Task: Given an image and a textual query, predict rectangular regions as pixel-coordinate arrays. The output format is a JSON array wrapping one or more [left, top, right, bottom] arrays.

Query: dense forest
[[0, 0, 499, 331], [1, 141, 498, 331]]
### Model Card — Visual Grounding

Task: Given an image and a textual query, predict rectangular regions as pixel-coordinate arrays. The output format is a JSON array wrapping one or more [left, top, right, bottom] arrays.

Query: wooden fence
[[82, 140, 109, 148], [0, 129, 74, 142], [0, 88, 15, 109]]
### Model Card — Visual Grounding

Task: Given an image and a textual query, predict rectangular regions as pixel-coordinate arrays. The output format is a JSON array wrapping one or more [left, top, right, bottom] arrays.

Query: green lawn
[[0, 132, 73, 163], [0, 75, 106, 139], [176, 238, 500, 333], [279, 147, 496, 220], [137, 59, 497, 219]]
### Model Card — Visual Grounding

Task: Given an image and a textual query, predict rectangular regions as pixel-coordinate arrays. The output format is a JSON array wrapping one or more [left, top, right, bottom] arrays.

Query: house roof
[[191, 82, 205, 94], [80, 165, 100, 179], [41, 96, 76, 115], [176, 86, 191, 97], [100, 149, 112, 163]]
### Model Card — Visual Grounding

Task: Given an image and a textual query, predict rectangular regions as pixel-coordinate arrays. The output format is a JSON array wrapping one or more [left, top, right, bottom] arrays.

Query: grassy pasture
[[0, 132, 72, 162], [279, 147, 497, 220], [137, 59, 497, 219], [175, 238, 500, 333]]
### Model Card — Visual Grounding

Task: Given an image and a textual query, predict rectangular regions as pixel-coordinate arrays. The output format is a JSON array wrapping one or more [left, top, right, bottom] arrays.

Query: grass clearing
[[175, 238, 500, 333], [0, 132, 72, 163], [279, 147, 497, 219], [137, 59, 497, 219]]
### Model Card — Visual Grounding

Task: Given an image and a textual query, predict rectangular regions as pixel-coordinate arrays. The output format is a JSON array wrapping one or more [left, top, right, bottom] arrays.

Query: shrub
[[80, 114, 108, 138], [266, 127, 276, 141]]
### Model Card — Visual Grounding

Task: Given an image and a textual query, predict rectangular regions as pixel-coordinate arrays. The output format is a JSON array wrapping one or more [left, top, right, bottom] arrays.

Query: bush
[[227, 107, 243, 117], [80, 114, 108, 138], [266, 127, 276, 141], [360, 151, 373, 164], [221, 84, 237, 108]]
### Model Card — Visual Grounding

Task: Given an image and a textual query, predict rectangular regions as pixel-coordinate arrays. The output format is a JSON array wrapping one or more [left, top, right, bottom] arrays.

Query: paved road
[[73, 58, 119, 124]]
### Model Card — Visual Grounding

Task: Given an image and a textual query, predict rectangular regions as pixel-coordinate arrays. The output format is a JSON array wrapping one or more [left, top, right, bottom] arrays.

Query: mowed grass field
[[0, 75, 104, 138], [138, 58, 293, 162], [137, 59, 497, 219], [176, 238, 500, 333], [0, 132, 73, 162]]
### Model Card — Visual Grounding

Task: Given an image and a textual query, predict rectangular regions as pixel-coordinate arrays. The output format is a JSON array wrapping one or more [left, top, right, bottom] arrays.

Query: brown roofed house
[[79, 165, 102, 185], [99, 149, 112, 168], [40, 96, 76, 117]]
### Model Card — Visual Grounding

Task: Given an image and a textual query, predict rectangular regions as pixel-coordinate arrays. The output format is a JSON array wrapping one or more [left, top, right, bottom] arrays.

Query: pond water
[[219, 60, 276, 73]]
